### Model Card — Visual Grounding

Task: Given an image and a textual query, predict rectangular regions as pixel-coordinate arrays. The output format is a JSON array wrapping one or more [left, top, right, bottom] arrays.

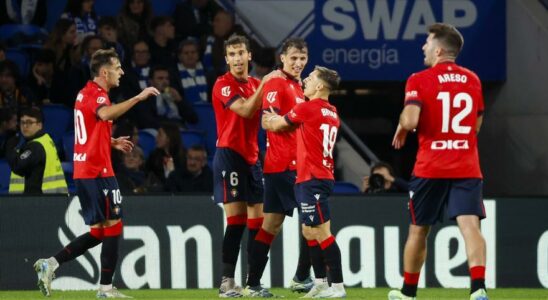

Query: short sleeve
[[285, 101, 307, 126], [85, 92, 111, 117], [262, 79, 283, 113], [213, 79, 241, 109], [404, 73, 422, 107]]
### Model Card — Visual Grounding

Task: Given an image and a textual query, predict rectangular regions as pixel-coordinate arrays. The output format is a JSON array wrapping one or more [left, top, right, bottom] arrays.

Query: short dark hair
[[98, 16, 118, 29], [178, 38, 199, 53], [370, 161, 394, 176], [90, 48, 119, 77], [0, 60, 20, 80], [427, 23, 464, 57], [149, 65, 170, 79], [34, 49, 56, 64], [281, 37, 307, 54], [314, 65, 340, 91], [20, 107, 43, 123], [150, 16, 173, 31], [224, 34, 250, 56], [0, 108, 15, 123], [188, 144, 207, 154]]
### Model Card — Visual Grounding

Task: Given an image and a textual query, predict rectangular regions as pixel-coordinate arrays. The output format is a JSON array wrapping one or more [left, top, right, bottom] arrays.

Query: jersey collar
[[280, 69, 300, 83], [229, 72, 248, 83]]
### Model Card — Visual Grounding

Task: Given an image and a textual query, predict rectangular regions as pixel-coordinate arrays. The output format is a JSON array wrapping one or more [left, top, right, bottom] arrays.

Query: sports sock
[[246, 228, 274, 287], [401, 271, 420, 297], [222, 215, 247, 278], [54, 229, 103, 264], [320, 236, 343, 284], [470, 266, 486, 293], [246, 217, 263, 257], [100, 222, 122, 285], [294, 235, 311, 281], [308, 239, 326, 279]]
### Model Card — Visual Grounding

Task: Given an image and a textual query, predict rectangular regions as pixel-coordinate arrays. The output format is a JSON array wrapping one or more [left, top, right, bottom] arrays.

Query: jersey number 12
[[437, 91, 472, 134]]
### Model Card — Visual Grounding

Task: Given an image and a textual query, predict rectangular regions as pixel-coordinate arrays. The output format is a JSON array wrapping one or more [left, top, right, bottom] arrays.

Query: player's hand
[[111, 136, 134, 153], [362, 176, 370, 192], [392, 124, 409, 149], [262, 70, 285, 82], [136, 87, 160, 101], [262, 106, 279, 129]]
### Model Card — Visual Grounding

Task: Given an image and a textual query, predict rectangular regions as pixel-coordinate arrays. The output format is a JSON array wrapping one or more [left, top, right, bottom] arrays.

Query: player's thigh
[[223, 201, 248, 217], [408, 176, 450, 225], [75, 177, 123, 225], [263, 171, 297, 216], [295, 179, 334, 227], [247, 160, 264, 204], [213, 148, 254, 204], [447, 179, 485, 220]]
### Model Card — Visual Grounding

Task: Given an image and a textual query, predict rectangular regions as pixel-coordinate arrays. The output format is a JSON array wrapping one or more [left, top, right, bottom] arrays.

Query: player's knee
[[247, 217, 263, 230], [227, 214, 247, 226], [301, 226, 315, 241], [104, 221, 123, 237]]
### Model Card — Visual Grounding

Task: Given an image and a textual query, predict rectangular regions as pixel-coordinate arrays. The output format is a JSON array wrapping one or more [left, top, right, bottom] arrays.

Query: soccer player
[[262, 66, 346, 298], [33, 48, 160, 298], [244, 37, 317, 296], [388, 23, 488, 300], [212, 34, 281, 298]]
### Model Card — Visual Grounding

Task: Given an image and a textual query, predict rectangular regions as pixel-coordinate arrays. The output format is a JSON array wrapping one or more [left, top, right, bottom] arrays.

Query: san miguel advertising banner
[[235, 0, 506, 81], [1, 195, 547, 290]]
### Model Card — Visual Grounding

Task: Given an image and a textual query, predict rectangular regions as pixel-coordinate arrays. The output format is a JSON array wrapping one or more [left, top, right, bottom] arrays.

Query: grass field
[[0, 288, 547, 300]]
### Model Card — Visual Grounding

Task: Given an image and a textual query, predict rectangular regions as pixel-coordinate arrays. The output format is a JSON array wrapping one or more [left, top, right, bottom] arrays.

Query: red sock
[[470, 266, 485, 280], [404, 272, 420, 285]]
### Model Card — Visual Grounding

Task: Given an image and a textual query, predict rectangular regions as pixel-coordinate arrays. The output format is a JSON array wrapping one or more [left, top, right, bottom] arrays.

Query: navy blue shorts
[[295, 179, 334, 226], [408, 176, 486, 225], [264, 170, 297, 216], [75, 177, 123, 225], [213, 148, 264, 204]]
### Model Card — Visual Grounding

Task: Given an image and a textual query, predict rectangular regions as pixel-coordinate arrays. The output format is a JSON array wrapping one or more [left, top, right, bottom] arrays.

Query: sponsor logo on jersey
[[221, 86, 231, 97], [431, 139, 469, 150], [97, 96, 106, 104], [266, 91, 277, 103], [296, 97, 305, 103], [321, 108, 337, 119], [405, 90, 418, 99], [73, 153, 87, 161]]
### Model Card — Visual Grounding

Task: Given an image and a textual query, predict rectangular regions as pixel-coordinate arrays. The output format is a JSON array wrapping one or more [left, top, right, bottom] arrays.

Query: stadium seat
[[5, 48, 30, 78], [62, 131, 74, 162], [138, 130, 156, 159], [42, 104, 73, 146], [0, 24, 48, 49], [0, 159, 10, 194], [180, 129, 205, 148], [187, 102, 217, 156], [333, 181, 361, 194]]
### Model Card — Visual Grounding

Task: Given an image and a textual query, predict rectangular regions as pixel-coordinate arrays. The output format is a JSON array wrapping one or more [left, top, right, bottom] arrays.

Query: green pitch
[[0, 288, 547, 299]]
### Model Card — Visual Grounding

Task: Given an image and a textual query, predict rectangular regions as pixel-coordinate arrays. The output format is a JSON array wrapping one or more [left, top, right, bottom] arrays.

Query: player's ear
[[248, 52, 252, 62]]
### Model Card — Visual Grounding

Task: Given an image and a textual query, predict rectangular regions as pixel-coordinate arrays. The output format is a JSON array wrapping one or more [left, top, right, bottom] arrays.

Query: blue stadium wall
[[1, 195, 546, 289]]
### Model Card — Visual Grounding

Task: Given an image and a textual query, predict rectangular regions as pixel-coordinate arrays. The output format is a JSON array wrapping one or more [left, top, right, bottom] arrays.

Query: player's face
[[104, 58, 124, 88], [302, 70, 321, 98], [19, 116, 42, 138], [281, 47, 308, 79], [422, 33, 438, 67], [225, 43, 251, 76]]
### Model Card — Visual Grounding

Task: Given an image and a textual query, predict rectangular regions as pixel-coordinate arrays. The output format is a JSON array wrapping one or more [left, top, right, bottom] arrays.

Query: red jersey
[[73, 81, 115, 179], [286, 99, 340, 183], [262, 73, 304, 173], [212, 72, 261, 165], [405, 62, 484, 178]]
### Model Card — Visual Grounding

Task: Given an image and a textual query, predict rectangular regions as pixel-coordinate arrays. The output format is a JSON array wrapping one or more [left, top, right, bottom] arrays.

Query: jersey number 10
[[74, 109, 87, 145], [437, 91, 473, 134], [320, 124, 337, 158]]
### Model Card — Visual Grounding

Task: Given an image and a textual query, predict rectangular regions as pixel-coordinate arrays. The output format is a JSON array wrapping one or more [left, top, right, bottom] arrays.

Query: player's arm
[[476, 115, 483, 133], [97, 87, 160, 121], [228, 70, 283, 118], [399, 104, 421, 131]]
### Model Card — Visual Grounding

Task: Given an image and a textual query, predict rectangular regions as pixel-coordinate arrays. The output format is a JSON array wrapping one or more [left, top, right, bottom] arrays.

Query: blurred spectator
[[116, 146, 147, 194], [250, 47, 276, 79], [66, 35, 105, 102], [176, 39, 209, 103], [122, 39, 151, 93], [0, 108, 17, 158], [0, 60, 33, 112], [0, 42, 5, 62], [97, 16, 125, 62], [27, 49, 65, 105], [6, 107, 67, 194], [131, 65, 197, 129], [173, 0, 220, 41], [117, 0, 153, 53], [166, 144, 213, 193], [44, 19, 78, 75], [202, 10, 261, 78], [148, 16, 176, 67], [145, 122, 185, 191], [61, 0, 98, 44], [363, 161, 408, 194], [111, 118, 139, 172], [0, 0, 47, 26]]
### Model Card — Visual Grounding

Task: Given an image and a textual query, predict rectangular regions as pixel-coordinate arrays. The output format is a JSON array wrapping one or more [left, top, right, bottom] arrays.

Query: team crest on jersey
[[231, 188, 238, 198], [97, 96, 106, 104], [266, 91, 277, 103], [76, 93, 83, 102], [221, 86, 231, 97], [20, 150, 31, 159], [113, 206, 120, 215], [296, 97, 304, 103]]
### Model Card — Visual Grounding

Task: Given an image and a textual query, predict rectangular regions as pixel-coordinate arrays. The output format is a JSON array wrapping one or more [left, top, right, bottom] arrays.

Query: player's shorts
[[295, 179, 334, 226], [263, 170, 297, 216], [75, 176, 123, 225], [408, 176, 485, 225], [213, 148, 264, 204]]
